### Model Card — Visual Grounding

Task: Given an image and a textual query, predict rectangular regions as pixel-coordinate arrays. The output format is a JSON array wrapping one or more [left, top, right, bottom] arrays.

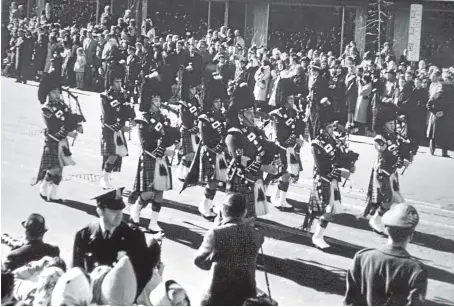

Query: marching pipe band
[[30, 57, 420, 247]]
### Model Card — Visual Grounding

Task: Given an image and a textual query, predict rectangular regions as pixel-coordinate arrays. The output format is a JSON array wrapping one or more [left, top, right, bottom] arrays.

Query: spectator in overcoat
[[194, 193, 264, 306]]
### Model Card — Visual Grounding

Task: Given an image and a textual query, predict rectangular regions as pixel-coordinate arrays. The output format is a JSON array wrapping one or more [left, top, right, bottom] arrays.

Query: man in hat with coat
[[307, 60, 331, 139], [3, 214, 60, 271]]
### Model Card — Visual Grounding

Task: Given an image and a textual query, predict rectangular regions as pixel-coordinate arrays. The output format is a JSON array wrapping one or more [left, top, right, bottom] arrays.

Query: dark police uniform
[[72, 188, 148, 291], [344, 204, 427, 306]]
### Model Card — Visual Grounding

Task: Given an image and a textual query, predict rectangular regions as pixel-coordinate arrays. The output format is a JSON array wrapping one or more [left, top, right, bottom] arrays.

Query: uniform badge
[[236, 148, 244, 156]]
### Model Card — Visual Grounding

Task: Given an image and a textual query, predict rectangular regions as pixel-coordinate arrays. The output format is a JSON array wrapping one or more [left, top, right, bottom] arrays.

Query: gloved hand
[[188, 126, 199, 134], [213, 143, 224, 154], [245, 161, 261, 175], [327, 168, 341, 181], [152, 146, 166, 158]]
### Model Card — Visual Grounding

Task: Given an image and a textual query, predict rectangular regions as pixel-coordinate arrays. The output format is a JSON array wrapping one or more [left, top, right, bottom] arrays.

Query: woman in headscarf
[[51, 267, 92, 306]]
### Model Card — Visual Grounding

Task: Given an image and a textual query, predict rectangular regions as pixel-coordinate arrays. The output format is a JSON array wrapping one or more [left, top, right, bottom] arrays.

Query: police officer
[[344, 203, 428, 305], [72, 188, 148, 291]]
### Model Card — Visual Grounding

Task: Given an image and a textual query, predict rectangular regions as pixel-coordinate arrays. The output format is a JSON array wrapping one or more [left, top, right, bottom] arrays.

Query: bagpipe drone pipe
[[60, 88, 86, 132]]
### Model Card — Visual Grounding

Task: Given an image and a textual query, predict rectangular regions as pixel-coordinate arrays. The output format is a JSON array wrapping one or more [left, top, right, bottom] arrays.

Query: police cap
[[382, 203, 419, 229], [92, 188, 126, 210]]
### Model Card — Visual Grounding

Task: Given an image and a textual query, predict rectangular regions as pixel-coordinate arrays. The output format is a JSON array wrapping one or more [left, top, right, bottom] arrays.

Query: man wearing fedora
[[344, 204, 427, 305], [2, 214, 60, 271]]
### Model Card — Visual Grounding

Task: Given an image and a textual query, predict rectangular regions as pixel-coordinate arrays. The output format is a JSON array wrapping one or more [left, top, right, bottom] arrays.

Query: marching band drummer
[[225, 84, 283, 222], [301, 121, 359, 250], [128, 72, 181, 234], [100, 72, 135, 189], [34, 67, 84, 202]]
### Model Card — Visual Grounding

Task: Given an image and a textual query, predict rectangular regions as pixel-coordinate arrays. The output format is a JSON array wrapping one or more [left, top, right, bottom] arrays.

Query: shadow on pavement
[[332, 214, 454, 254], [61, 199, 98, 217], [412, 231, 454, 254], [425, 297, 454, 306], [158, 221, 203, 250], [257, 254, 346, 296]]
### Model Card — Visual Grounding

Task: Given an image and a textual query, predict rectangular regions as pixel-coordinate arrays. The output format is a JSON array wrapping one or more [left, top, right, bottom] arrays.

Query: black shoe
[[144, 228, 164, 235], [129, 220, 140, 227], [429, 140, 435, 155], [48, 198, 63, 203], [201, 213, 217, 222], [39, 193, 48, 201]]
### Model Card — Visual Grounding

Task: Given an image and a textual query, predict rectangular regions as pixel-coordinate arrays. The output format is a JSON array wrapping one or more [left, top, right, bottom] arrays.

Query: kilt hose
[[101, 128, 127, 172], [128, 153, 173, 204], [35, 140, 60, 184]]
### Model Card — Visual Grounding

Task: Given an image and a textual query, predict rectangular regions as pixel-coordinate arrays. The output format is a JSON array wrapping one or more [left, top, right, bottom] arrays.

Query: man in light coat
[[194, 193, 264, 306]]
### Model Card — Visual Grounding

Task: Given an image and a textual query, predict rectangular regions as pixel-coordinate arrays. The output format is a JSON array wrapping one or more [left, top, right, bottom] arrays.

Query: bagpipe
[[1, 233, 24, 250], [60, 88, 86, 145]]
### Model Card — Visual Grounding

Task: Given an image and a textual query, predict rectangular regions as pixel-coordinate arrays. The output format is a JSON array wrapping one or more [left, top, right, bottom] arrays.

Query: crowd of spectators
[[3, 0, 454, 143]]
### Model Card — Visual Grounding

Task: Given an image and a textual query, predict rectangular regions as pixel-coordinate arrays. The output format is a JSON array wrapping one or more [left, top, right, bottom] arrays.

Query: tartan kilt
[[101, 128, 128, 157], [199, 146, 216, 184], [35, 140, 61, 183], [226, 173, 260, 219], [128, 153, 173, 204], [308, 175, 331, 216], [180, 129, 197, 156], [366, 167, 401, 208]]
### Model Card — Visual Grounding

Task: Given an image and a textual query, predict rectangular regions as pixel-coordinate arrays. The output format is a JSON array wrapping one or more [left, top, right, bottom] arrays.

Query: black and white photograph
[[1, 0, 454, 305]]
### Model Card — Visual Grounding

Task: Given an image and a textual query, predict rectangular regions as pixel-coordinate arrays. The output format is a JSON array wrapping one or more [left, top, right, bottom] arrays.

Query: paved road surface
[[1, 78, 454, 305]]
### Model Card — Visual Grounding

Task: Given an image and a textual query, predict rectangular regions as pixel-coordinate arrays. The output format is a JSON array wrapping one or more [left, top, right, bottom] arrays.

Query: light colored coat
[[253, 65, 271, 102], [354, 82, 372, 124]]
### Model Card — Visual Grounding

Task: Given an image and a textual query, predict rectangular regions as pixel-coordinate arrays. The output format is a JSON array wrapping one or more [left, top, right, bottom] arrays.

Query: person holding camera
[[194, 193, 264, 306]]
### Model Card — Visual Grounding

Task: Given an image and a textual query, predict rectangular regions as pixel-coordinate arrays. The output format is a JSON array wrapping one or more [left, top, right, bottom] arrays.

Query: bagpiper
[[269, 78, 305, 211], [225, 84, 282, 222], [100, 73, 135, 189], [34, 68, 84, 201], [128, 70, 181, 233], [176, 82, 202, 182], [180, 94, 228, 221], [364, 105, 415, 235], [301, 121, 359, 250]]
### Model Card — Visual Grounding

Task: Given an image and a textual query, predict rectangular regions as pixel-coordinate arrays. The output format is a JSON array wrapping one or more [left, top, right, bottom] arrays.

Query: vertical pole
[[96, 0, 100, 24], [111, 0, 114, 15], [340, 4, 345, 57], [224, 0, 229, 27], [208, 0, 212, 29], [378, 0, 381, 56], [26, 0, 30, 17]]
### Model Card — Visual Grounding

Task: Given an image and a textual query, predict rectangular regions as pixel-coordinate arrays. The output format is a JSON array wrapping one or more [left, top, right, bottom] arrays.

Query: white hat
[[100, 255, 137, 305], [51, 267, 92, 306]]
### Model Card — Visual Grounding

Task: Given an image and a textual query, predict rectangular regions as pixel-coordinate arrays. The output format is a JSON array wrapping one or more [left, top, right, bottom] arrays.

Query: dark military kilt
[[226, 172, 261, 219], [35, 140, 60, 183], [101, 128, 117, 156], [128, 153, 173, 204], [180, 128, 197, 156], [199, 146, 216, 184], [307, 175, 331, 216], [100, 128, 126, 172], [366, 167, 400, 208]]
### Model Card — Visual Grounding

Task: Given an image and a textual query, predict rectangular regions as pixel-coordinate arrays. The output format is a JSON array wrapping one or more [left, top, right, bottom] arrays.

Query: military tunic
[[225, 126, 280, 218]]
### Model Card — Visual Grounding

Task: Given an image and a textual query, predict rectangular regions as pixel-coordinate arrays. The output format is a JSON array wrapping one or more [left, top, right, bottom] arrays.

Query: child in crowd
[[74, 47, 86, 89]]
